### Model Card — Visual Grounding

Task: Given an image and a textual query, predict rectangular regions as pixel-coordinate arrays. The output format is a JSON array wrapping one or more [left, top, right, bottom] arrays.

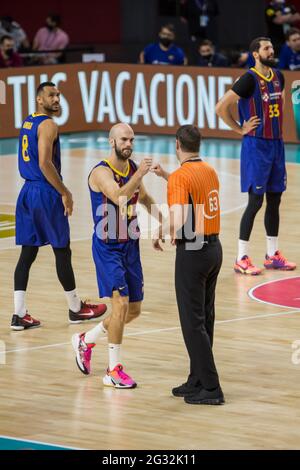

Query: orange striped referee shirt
[[167, 159, 220, 236]]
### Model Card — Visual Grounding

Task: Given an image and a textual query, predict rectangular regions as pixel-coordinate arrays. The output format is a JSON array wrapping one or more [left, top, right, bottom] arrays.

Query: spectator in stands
[[139, 24, 186, 65], [0, 16, 29, 51], [33, 14, 69, 64], [0, 35, 23, 68], [181, 0, 219, 42], [197, 39, 228, 67], [235, 51, 256, 68], [265, 1, 300, 52], [279, 27, 300, 69]]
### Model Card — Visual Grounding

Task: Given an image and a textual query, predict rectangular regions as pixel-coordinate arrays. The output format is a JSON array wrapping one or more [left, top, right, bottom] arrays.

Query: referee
[[152, 125, 224, 405]]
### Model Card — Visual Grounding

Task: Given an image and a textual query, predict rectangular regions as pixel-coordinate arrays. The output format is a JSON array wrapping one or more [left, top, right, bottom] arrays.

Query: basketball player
[[12, 82, 107, 330], [72, 123, 158, 388], [216, 37, 296, 275]]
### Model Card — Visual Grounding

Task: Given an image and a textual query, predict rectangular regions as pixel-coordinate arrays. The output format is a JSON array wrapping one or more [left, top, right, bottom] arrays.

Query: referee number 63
[[209, 196, 219, 212]]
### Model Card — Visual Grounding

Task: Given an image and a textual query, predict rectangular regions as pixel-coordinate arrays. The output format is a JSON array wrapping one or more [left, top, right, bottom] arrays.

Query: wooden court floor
[[0, 136, 300, 450]]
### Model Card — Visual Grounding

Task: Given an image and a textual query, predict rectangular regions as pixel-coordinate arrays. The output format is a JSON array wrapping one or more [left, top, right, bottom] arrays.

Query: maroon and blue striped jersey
[[89, 159, 140, 243], [235, 68, 284, 140]]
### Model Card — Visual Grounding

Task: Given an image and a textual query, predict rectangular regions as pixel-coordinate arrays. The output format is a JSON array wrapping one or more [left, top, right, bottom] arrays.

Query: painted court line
[[0, 435, 83, 450], [1, 308, 299, 356], [248, 275, 300, 310]]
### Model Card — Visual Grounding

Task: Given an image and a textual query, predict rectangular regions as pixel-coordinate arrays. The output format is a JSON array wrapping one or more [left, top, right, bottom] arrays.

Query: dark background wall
[[214, 0, 267, 48], [121, 0, 268, 48], [3, 0, 300, 61], [2, 0, 121, 44]]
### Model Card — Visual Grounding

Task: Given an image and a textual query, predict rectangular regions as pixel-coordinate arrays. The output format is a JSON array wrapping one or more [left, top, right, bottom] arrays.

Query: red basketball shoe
[[11, 312, 41, 331], [69, 301, 107, 324]]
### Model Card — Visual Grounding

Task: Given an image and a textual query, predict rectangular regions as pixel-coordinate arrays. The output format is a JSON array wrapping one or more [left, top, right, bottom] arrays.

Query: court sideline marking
[[1, 308, 299, 356]]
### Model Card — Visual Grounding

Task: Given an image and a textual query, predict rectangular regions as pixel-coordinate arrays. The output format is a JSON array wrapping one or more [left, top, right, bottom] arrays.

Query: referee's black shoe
[[172, 381, 202, 397], [184, 386, 225, 405]]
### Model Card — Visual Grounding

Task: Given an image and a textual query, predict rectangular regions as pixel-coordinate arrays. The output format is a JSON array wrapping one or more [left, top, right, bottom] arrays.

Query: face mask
[[159, 37, 172, 48], [46, 24, 55, 31], [3, 22, 11, 32], [202, 54, 213, 60], [5, 48, 14, 58]]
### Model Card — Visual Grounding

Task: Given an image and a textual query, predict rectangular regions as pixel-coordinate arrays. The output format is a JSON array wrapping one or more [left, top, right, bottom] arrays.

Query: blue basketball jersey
[[18, 113, 61, 182], [238, 68, 283, 139], [89, 159, 140, 243]]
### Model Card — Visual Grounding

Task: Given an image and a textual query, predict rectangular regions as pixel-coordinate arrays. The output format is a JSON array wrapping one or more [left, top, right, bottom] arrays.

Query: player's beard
[[259, 55, 277, 67], [114, 141, 132, 161], [44, 104, 61, 115]]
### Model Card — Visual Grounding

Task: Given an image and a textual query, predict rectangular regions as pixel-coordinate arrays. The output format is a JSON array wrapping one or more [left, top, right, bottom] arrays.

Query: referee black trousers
[[175, 239, 222, 390]]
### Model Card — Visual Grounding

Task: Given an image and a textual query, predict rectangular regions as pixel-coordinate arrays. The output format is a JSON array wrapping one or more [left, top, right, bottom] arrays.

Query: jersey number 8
[[22, 135, 30, 162]]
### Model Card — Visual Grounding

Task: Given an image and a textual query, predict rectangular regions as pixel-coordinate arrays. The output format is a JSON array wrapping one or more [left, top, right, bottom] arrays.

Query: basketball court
[[0, 132, 300, 450]]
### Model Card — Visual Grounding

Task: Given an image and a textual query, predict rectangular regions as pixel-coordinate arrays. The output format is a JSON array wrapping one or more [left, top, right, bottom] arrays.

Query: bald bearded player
[[72, 123, 157, 388]]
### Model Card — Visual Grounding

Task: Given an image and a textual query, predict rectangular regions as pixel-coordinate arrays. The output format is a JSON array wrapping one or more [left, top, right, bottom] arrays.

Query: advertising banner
[[0, 63, 299, 143]]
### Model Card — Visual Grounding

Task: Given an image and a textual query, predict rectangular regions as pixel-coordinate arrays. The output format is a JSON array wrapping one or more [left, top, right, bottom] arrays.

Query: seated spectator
[[279, 27, 300, 70], [0, 16, 29, 51], [237, 51, 256, 68], [265, 0, 300, 52], [197, 39, 228, 67], [33, 14, 69, 64], [0, 35, 23, 68], [139, 24, 187, 65]]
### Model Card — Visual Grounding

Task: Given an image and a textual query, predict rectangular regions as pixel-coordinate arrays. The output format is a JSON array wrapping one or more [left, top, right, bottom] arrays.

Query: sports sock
[[237, 240, 249, 261], [108, 344, 121, 370], [266, 236, 278, 257], [84, 321, 107, 344], [14, 290, 26, 318], [65, 289, 81, 313]]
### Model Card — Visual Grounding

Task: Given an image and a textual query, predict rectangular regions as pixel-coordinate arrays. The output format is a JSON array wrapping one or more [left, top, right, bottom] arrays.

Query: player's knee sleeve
[[266, 192, 282, 211], [264, 192, 282, 237], [53, 244, 72, 262], [19, 245, 39, 267], [52, 244, 76, 291], [14, 246, 39, 290], [247, 192, 264, 215]]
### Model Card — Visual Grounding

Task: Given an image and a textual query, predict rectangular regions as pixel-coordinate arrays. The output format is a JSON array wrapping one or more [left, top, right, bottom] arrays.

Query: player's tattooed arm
[[216, 89, 261, 136], [38, 119, 73, 216]]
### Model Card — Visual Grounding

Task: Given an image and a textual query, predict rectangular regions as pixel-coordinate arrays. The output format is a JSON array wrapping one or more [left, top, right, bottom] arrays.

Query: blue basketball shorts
[[92, 236, 144, 302], [240, 136, 286, 194], [15, 181, 70, 248]]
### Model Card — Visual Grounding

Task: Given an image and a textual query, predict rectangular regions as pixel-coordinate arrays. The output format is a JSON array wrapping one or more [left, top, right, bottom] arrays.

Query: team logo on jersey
[[168, 55, 175, 61], [262, 92, 269, 102]]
